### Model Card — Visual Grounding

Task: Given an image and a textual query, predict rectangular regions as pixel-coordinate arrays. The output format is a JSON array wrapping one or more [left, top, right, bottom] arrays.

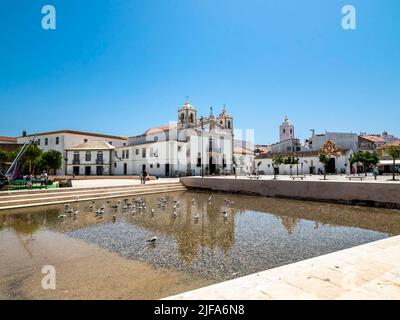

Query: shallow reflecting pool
[[1, 191, 400, 299]]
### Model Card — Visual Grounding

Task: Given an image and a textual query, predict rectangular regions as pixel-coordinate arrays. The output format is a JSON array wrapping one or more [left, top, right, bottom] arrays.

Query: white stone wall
[[18, 133, 126, 175], [66, 149, 113, 175], [112, 132, 233, 177], [309, 132, 358, 152], [258, 152, 352, 176]]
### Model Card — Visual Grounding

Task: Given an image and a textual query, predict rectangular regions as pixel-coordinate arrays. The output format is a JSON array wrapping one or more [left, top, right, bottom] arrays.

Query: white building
[[65, 141, 115, 176], [256, 149, 353, 176], [306, 130, 358, 152], [233, 146, 254, 175], [17, 130, 127, 175], [112, 99, 234, 177], [270, 116, 308, 153]]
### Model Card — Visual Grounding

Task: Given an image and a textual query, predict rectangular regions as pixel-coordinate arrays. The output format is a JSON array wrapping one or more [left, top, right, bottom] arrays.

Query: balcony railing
[[96, 159, 104, 165], [72, 159, 80, 165]]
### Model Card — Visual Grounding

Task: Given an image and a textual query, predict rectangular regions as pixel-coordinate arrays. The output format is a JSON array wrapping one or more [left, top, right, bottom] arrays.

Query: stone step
[[0, 182, 183, 201], [0, 186, 187, 210], [0, 184, 186, 208]]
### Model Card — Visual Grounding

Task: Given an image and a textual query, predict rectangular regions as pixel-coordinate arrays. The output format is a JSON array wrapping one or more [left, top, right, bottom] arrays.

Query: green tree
[[351, 151, 379, 176], [284, 157, 300, 176], [272, 155, 284, 180], [319, 140, 342, 180], [40, 150, 62, 175], [379, 145, 400, 181]]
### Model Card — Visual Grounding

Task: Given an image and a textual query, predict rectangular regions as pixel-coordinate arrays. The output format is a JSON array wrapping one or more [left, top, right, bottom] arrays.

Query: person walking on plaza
[[373, 166, 379, 180], [141, 169, 147, 184]]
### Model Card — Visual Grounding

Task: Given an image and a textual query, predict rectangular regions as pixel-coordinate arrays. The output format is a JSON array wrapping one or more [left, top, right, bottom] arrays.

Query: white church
[[112, 99, 234, 177]]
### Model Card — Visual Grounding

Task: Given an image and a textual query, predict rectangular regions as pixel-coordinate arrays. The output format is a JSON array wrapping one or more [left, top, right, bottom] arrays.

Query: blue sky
[[0, 0, 399, 144]]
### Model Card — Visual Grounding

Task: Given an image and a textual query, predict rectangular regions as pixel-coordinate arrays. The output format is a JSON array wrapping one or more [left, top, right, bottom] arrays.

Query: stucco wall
[[180, 177, 400, 208]]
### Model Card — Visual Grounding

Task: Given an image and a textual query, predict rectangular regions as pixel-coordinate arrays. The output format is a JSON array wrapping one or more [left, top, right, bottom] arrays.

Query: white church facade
[[112, 99, 234, 177]]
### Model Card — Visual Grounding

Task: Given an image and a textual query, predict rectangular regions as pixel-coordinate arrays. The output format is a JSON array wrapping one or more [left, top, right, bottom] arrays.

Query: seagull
[[230, 201, 235, 206], [171, 212, 177, 218], [131, 210, 136, 215], [58, 214, 66, 219], [147, 236, 157, 244], [89, 205, 94, 209], [112, 215, 117, 222], [64, 204, 70, 209], [151, 209, 155, 214], [208, 196, 212, 201], [224, 212, 229, 219], [194, 214, 200, 221], [191, 198, 196, 204], [73, 210, 79, 216]]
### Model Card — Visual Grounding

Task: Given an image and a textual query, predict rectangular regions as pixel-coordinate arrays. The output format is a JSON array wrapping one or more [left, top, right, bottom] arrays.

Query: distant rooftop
[[360, 135, 385, 143], [0, 136, 17, 143], [143, 124, 177, 135], [67, 140, 116, 150], [21, 130, 128, 141]]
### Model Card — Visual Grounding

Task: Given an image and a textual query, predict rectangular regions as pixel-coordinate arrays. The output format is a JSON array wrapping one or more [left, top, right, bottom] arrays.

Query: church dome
[[179, 97, 196, 111], [218, 105, 231, 118], [282, 115, 292, 125]]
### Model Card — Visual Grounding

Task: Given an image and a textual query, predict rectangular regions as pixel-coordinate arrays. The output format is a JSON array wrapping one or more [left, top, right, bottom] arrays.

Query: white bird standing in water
[[208, 196, 212, 201], [194, 214, 200, 222], [224, 212, 229, 220]]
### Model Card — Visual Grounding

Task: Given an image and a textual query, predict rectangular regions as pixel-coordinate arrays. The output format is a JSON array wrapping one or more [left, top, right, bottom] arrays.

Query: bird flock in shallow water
[[60, 194, 235, 245]]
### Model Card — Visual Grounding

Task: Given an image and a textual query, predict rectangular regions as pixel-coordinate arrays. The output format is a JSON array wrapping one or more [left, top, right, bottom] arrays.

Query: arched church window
[[180, 113, 184, 122], [228, 121, 231, 129], [190, 113, 194, 123], [283, 129, 286, 134], [154, 136, 158, 142], [290, 129, 293, 134]]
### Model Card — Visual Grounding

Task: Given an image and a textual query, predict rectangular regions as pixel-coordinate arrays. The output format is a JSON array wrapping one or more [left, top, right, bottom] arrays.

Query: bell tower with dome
[[178, 97, 197, 129], [218, 105, 233, 130], [279, 115, 294, 142]]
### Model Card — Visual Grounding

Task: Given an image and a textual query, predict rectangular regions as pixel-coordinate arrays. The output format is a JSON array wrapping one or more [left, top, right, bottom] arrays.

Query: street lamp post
[[200, 116, 204, 177]]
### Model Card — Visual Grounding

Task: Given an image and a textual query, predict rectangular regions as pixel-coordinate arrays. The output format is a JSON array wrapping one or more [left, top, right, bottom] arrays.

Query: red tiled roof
[[0, 136, 17, 143], [359, 135, 385, 143], [234, 146, 254, 155], [144, 124, 177, 135], [382, 140, 400, 147], [254, 145, 271, 153]]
